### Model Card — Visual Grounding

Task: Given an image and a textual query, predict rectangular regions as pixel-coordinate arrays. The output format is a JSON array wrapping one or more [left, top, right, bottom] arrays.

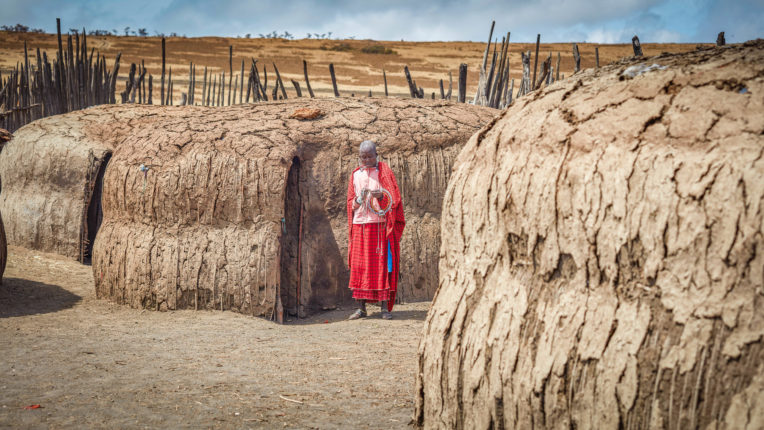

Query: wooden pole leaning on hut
[[632, 35, 643, 57], [329, 63, 340, 97], [240, 60, 244, 104], [457, 63, 467, 103], [302, 60, 315, 98]]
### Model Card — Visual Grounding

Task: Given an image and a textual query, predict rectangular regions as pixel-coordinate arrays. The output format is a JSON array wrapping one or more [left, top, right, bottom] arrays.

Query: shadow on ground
[[0, 277, 81, 318], [291, 303, 429, 325]]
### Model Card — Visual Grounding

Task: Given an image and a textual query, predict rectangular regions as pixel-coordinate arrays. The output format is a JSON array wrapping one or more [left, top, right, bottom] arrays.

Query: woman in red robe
[[346, 140, 405, 320]]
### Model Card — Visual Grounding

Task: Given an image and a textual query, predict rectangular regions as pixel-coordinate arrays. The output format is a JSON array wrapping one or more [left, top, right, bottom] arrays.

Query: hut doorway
[[82, 153, 111, 264], [280, 157, 302, 318]]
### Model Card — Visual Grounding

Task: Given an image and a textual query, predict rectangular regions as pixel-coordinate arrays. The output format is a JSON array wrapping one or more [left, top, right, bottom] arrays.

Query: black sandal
[[348, 309, 367, 320]]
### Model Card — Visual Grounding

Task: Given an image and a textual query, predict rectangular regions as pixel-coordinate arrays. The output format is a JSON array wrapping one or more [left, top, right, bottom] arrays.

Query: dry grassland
[[0, 32, 707, 101]]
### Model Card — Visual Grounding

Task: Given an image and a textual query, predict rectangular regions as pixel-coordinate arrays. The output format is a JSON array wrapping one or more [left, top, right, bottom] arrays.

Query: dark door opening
[[280, 157, 302, 318], [82, 153, 111, 265]]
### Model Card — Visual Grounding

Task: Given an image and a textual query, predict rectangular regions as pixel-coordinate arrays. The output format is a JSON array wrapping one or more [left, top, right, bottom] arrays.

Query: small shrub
[[361, 45, 396, 55], [321, 43, 354, 52]]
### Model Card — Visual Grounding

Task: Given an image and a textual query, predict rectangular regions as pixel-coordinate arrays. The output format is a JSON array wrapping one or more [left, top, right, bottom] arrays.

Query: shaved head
[[358, 140, 378, 167], [359, 140, 377, 154]]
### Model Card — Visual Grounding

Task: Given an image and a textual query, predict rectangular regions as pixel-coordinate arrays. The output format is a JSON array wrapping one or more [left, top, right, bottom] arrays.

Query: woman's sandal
[[348, 309, 367, 320], [381, 311, 393, 320]]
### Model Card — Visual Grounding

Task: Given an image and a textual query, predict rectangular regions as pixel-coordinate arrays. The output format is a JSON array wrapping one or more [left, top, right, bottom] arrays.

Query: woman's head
[[359, 140, 378, 167]]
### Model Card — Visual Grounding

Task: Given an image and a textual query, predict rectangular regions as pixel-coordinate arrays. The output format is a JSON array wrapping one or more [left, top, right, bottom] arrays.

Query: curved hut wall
[[416, 42, 764, 429], [2, 98, 495, 318], [0, 116, 112, 261]]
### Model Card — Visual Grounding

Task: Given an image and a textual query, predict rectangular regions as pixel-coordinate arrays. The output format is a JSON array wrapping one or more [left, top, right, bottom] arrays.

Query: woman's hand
[[371, 191, 385, 200]]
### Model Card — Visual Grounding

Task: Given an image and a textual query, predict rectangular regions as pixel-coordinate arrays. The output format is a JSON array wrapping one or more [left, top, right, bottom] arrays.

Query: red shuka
[[346, 161, 405, 311]]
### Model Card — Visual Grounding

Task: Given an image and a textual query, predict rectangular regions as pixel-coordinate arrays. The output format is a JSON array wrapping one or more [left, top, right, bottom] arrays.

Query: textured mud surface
[[0, 98, 496, 318], [417, 41, 764, 429], [1, 246, 425, 429]]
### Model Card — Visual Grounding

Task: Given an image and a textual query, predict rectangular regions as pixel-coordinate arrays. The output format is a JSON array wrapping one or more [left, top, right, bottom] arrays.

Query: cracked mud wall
[[0, 116, 112, 259], [0, 210, 5, 284], [416, 41, 764, 429], [0, 98, 495, 316]]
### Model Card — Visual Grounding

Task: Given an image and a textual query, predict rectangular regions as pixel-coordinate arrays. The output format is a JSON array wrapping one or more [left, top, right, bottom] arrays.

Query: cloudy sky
[[2, 0, 762, 43]]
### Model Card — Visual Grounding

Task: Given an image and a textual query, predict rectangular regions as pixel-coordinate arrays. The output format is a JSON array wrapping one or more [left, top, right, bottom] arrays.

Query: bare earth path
[[0, 246, 426, 429]]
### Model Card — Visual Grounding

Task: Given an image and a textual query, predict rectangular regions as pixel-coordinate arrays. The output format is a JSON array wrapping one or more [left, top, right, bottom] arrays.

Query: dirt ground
[[0, 245, 428, 429]]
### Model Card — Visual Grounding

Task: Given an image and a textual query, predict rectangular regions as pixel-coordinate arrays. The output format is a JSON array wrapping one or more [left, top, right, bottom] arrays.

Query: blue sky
[[1, 0, 762, 43]]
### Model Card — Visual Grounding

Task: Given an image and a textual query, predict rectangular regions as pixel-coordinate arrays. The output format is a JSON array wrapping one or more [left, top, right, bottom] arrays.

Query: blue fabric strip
[[387, 241, 393, 273]]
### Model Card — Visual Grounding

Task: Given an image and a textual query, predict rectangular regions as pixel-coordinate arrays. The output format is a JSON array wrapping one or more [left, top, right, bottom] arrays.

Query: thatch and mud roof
[[416, 41, 764, 428], [0, 98, 496, 319]]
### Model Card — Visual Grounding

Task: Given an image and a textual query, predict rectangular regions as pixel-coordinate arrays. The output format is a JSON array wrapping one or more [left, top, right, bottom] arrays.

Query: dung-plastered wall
[[416, 41, 764, 429], [57, 98, 494, 317], [0, 115, 111, 260]]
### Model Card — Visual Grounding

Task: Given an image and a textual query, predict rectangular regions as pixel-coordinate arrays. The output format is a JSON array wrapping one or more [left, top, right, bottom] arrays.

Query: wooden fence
[[2, 18, 683, 133]]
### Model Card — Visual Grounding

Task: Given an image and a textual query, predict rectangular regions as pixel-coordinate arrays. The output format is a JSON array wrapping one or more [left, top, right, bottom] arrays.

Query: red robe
[[347, 161, 405, 311]]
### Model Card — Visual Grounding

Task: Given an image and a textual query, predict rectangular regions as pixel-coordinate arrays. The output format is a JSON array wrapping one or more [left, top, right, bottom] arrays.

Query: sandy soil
[[0, 245, 427, 429]]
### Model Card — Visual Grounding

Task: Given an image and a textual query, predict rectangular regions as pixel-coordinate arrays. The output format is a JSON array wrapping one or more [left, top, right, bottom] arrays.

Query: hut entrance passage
[[82, 153, 111, 264], [279, 157, 302, 318]]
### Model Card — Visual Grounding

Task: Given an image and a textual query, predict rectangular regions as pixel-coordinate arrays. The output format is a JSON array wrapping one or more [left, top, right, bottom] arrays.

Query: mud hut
[[0, 98, 495, 319], [0, 116, 112, 261], [416, 41, 764, 429]]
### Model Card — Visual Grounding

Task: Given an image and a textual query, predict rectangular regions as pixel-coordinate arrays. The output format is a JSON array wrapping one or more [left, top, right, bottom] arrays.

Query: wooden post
[[240, 60, 244, 104], [520, 50, 530, 97], [228, 45, 233, 105], [446, 71, 453, 100], [555, 52, 560, 81], [404, 66, 417, 98], [210, 75, 215, 106], [161, 38, 166, 105], [632, 35, 643, 57], [302, 60, 315, 98], [202, 67, 207, 106], [291, 79, 302, 97], [188, 62, 193, 105], [329, 63, 340, 97], [383, 69, 388, 97], [716, 32, 725, 46], [368, 89, 372, 97], [531, 33, 540, 89], [595, 47, 600, 68], [167, 67, 172, 105], [572, 43, 581, 73], [148, 74, 153, 104], [232, 74, 238, 103], [273, 63, 287, 99], [458, 63, 467, 103], [439, 79, 445, 99]]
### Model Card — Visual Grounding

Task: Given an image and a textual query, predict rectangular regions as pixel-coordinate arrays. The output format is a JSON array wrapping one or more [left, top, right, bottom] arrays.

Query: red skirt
[[348, 222, 393, 302]]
